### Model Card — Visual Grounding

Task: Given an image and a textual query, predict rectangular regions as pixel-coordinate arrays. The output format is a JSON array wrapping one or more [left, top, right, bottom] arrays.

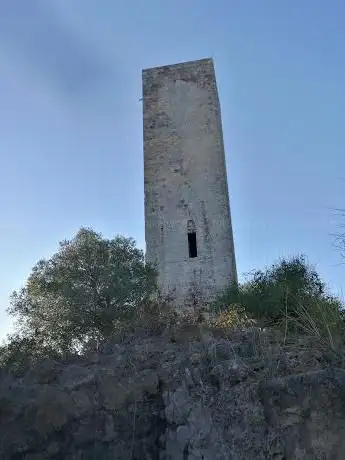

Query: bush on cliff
[[6, 227, 157, 355], [211, 255, 345, 347]]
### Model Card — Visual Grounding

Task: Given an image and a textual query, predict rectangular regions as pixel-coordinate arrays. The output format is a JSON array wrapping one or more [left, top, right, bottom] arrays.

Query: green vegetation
[[210, 255, 345, 350], [3, 228, 157, 358], [1, 230, 344, 374]]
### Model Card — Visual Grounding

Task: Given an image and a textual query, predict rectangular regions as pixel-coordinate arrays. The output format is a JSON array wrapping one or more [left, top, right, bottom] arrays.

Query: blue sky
[[1, 0, 345, 339]]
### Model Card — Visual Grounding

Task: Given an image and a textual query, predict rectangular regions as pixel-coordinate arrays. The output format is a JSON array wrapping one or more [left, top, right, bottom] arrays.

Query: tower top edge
[[142, 57, 214, 75]]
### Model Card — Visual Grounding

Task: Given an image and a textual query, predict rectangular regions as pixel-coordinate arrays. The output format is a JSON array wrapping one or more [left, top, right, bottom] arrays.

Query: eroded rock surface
[[1, 328, 345, 459]]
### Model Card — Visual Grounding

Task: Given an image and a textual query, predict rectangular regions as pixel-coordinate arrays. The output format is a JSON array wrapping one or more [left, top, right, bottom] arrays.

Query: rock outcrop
[[1, 326, 345, 459]]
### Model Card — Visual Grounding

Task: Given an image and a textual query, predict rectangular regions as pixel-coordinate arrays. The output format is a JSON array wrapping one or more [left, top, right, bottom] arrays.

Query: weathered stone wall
[[143, 58, 237, 305]]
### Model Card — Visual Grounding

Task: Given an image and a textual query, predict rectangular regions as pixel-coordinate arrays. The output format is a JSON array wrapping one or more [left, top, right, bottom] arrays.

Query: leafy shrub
[[211, 303, 255, 330], [0, 333, 62, 375], [7, 228, 158, 354], [211, 255, 345, 345]]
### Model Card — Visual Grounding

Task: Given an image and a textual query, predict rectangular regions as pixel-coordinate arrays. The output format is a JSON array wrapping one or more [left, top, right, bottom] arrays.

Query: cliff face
[[1, 326, 345, 459]]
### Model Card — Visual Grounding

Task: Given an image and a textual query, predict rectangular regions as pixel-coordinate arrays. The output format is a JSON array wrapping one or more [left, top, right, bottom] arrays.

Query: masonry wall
[[142, 58, 237, 305]]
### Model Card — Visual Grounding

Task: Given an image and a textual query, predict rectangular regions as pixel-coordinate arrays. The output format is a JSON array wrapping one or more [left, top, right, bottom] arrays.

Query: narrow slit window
[[188, 232, 198, 258]]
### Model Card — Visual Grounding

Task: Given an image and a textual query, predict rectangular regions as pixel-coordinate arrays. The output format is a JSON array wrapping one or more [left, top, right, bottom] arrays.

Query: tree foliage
[[7, 228, 157, 353]]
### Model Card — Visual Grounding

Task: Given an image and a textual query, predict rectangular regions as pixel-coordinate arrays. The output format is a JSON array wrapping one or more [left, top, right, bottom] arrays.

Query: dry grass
[[91, 292, 345, 384], [287, 299, 345, 351]]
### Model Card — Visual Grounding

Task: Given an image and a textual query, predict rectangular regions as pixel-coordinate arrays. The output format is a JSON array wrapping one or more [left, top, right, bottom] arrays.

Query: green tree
[[8, 228, 157, 353]]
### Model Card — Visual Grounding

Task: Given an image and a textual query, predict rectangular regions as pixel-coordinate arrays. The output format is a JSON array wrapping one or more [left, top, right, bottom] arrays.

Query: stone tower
[[142, 58, 237, 305]]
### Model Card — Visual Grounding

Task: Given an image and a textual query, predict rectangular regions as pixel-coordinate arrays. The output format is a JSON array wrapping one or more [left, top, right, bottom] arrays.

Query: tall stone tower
[[142, 58, 237, 305]]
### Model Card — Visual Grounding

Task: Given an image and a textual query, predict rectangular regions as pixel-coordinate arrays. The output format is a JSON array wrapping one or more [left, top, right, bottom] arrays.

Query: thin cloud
[[0, 0, 115, 95]]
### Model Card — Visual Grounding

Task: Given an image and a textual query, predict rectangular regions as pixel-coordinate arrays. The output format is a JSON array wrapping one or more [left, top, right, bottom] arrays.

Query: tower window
[[187, 219, 197, 258], [188, 232, 198, 258]]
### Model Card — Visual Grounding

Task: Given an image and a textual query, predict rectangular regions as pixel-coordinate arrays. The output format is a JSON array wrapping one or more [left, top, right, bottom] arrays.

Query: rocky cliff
[[1, 325, 345, 459]]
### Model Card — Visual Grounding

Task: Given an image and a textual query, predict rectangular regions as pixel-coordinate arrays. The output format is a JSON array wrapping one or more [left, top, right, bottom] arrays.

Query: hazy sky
[[1, 0, 345, 339]]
